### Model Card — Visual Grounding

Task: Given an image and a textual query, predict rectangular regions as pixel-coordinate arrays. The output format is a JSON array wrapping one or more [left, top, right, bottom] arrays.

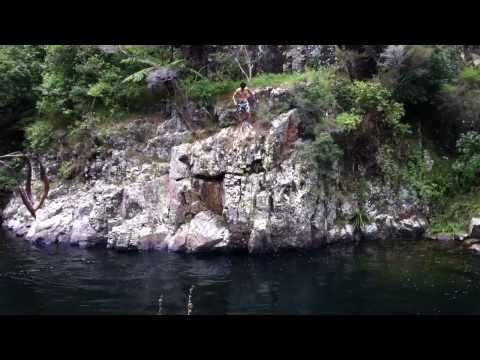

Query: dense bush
[[182, 78, 237, 107], [313, 131, 343, 178], [24, 118, 56, 152], [37, 45, 147, 119], [438, 67, 480, 136], [292, 70, 336, 120], [0, 45, 45, 128], [0, 158, 24, 192], [335, 112, 362, 132], [380, 45, 459, 106], [332, 80, 408, 135], [452, 131, 480, 186]]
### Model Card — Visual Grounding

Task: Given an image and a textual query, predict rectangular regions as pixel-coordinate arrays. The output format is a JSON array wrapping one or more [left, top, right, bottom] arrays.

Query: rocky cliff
[[1, 88, 428, 253]]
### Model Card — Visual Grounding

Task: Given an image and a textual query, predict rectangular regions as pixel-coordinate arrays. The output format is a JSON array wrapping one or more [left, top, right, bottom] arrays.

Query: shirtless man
[[232, 82, 255, 126]]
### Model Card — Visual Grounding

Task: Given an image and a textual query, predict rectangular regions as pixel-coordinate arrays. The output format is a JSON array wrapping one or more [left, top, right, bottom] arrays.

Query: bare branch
[[0, 153, 50, 219]]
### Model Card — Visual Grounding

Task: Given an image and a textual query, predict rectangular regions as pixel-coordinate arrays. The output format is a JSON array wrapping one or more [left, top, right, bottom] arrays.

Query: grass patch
[[430, 189, 480, 234], [183, 71, 317, 106], [249, 71, 315, 88]]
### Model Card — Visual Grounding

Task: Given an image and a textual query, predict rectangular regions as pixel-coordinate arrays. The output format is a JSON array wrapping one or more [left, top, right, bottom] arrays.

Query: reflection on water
[[1, 228, 480, 314]]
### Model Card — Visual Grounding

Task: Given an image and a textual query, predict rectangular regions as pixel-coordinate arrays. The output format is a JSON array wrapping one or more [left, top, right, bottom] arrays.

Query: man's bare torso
[[234, 87, 252, 103]]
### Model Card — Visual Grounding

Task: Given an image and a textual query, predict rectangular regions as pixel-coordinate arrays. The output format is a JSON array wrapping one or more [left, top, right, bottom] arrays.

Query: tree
[[0, 45, 45, 128], [232, 45, 256, 81]]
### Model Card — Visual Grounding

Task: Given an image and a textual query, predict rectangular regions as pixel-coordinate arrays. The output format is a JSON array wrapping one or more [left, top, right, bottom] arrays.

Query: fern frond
[[122, 67, 155, 83]]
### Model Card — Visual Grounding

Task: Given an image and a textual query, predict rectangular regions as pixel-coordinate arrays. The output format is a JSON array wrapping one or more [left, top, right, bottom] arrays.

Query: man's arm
[[232, 88, 239, 105]]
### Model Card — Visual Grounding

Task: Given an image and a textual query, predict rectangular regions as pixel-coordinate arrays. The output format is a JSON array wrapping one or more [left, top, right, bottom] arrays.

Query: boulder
[[468, 218, 480, 238], [431, 233, 455, 242], [463, 238, 480, 247], [166, 211, 229, 253], [468, 243, 480, 253]]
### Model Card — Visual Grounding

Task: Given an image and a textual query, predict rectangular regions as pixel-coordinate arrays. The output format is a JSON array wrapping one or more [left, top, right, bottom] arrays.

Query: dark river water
[[2, 228, 480, 315]]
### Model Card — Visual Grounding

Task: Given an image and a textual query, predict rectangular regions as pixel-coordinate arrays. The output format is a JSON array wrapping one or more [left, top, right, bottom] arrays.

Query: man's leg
[[239, 112, 245, 131]]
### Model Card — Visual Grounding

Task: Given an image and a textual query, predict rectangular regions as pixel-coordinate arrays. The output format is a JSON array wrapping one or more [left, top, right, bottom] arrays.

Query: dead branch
[[0, 153, 50, 219]]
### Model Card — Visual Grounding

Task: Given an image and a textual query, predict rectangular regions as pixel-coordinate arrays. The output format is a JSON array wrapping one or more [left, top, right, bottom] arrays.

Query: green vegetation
[[0, 158, 24, 192], [335, 112, 362, 132], [292, 70, 336, 119], [24, 118, 56, 152], [183, 71, 313, 107], [452, 131, 480, 187], [0, 45, 175, 153], [379, 45, 459, 106], [332, 80, 408, 135], [313, 132, 343, 178], [0, 46, 44, 115], [430, 191, 480, 234], [58, 161, 75, 181]]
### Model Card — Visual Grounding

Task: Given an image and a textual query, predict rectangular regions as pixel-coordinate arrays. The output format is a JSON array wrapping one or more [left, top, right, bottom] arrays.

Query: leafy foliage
[[335, 112, 362, 132], [0, 46, 44, 113], [314, 131, 343, 178], [36, 45, 148, 118], [24, 118, 55, 152], [0, 158, 24, 192], [182, 78, 237, 107], [331, 79, 408, 135], [438, 67, 480, 136], [381, 45, 459, 105], [452, 131, 480, 186], [292, 70, 336, 119], [58, 161, 75, 181]]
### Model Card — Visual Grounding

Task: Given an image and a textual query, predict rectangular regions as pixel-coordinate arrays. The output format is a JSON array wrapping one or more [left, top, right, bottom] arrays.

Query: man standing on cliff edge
[[233, 82, 255, 128]]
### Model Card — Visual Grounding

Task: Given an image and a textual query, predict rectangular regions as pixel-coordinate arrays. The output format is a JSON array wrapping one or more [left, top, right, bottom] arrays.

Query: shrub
[[0, 45, 44, 113], [384, 45, 459, 105], [458, 66, 480, 87], [352, 81, 406, 131], [24, 118, 55, 152], [332, 80, 408, 135], [335, 112, 361, 132], [36, 45, 148, 120], [314, 131, 343, 178], [376, 144, 404, 187], [452, 131, 480, 186], [437, 67, 480, 139], [292, 70, 336, 119], [58, 161, 75, 180], [0, 158, 24, 192], [182, 78, 237, 107], [331, 77, 355, 111]]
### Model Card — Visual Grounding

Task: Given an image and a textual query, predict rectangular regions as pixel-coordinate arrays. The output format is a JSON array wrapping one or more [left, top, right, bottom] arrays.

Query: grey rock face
[[11, 105, 178, 243], [166, 107, 428, 253], [283, 45, 337, 73], [144, 113, 192, 161], [2, 87, 428, 254]]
